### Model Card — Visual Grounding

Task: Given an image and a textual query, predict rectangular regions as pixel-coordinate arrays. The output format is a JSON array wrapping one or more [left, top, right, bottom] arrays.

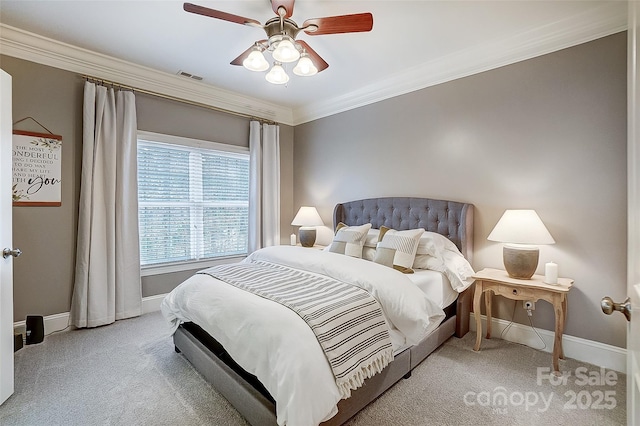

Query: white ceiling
[[0, 1, 627, 125]]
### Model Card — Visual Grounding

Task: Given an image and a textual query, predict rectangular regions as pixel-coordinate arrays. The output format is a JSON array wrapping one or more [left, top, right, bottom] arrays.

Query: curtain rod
[[81, 75, 278, 125]]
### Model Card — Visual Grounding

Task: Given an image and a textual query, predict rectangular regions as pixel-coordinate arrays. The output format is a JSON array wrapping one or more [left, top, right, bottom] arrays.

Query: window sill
[[141, 255, 246, 277]]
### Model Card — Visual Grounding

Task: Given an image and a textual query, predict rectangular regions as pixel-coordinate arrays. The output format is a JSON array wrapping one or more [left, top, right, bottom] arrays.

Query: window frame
[[137, 131, 249, 277]]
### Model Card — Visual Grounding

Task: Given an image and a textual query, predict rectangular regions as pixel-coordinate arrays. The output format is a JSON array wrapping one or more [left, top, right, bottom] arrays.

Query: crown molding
[[293, 2, 628, 125], [0, 1, 628, 127], [0, 24, 295, 125]]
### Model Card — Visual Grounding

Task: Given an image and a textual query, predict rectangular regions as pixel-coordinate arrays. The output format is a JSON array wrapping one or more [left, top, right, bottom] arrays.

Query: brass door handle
[[601, 296, 631, 322]]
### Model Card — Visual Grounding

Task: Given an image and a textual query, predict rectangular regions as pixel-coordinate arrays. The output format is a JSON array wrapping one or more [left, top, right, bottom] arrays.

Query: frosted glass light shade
[[291, 206, 324, 227], [265, 63, 289, 84], [272, 38, 300, 63], [487, 210, 555, 245], [243, 49, 269, 72], [293, 54, 318, 76]]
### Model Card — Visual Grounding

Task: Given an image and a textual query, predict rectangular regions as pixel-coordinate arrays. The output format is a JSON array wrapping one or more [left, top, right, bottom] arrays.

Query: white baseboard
[[142, 294, 166, 314], [13, 312, 70, 336], [470, 312, 627, 373], [13, 294, 167, 336], [13, 299, 626, 373]]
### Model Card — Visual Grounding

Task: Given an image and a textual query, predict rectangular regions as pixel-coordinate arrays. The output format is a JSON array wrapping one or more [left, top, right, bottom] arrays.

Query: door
[[0, 69, 14, 405], [629, 1, 640, 423], [603, 2, 640, 423]]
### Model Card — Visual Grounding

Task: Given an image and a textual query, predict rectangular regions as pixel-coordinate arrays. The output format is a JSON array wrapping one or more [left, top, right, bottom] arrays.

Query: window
[[137, 132, 249, 271]]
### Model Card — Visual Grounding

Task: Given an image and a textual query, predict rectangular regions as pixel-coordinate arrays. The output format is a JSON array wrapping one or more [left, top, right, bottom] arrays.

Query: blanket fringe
[[336, 348, 394, 399]]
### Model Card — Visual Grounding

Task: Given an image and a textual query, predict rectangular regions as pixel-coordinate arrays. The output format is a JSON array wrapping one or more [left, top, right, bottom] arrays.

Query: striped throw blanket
[[198, 261, 393, 398]]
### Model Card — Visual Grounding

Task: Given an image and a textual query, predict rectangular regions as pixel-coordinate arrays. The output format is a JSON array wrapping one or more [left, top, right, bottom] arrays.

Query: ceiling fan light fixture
[[293, 53, 317, 76], [243, 48, 269, 72], [265, 62, 289, 84], [184, 2, 374, 83], [272, 37, 300, 63]]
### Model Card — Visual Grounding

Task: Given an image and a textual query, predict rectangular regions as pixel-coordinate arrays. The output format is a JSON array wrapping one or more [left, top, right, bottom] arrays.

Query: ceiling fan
[[183, 1, 373, 84]]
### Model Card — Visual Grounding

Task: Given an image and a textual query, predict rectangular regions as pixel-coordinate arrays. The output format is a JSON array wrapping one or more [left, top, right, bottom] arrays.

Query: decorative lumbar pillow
[[374, 227, 425, 273], [329, 223, 372, 258]]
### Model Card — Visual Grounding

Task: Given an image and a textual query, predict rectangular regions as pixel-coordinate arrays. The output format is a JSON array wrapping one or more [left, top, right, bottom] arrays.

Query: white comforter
[[161, 246, 445, 426]]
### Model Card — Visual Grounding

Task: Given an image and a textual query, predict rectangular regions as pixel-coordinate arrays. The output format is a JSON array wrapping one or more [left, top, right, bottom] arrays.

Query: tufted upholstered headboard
[[333, 197, 474, 264]]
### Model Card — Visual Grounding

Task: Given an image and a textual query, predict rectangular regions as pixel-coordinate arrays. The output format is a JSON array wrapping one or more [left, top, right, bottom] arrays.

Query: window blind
[[137, 139, 249, 266]]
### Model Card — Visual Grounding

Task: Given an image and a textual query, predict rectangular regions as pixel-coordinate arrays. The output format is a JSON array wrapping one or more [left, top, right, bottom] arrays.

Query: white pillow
[[362, 246, 376, 261], [440, 250, 475, 292], [412, 253, 441, 270], [416, 231, 461, 257], [329, 223, 372, 258], [363, 228, 381, 248], [374, 227, 424, 272], [412, 251, 475, 292]]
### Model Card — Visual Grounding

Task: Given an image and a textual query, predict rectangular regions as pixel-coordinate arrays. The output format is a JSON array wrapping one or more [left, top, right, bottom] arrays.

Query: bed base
[[174, 324, 276, 426], [174, 316, 456, 426], [173, 286, 472, 426]]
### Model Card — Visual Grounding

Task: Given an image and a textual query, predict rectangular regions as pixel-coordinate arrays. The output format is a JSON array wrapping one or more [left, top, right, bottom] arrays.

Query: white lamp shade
[[243, 49, 269, 72], [272, 38, 300, 63], [291, 206, 324, 227], [265, 63, 289, 84], [293, 54, 318, 76], [487, 209, 555, 245]]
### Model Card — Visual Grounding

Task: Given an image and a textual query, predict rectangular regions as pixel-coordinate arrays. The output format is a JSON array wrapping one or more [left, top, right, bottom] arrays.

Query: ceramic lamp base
[[298, 228, 317, 247], [503, 245, 539, 279]]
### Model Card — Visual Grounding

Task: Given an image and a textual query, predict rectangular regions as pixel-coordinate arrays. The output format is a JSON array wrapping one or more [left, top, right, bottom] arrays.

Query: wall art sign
[[12, 130, 62, 206]]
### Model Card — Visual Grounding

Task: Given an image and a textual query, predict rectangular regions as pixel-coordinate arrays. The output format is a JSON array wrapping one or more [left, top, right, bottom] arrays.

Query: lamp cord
[[500, 300, 547, 351], [528, 314, 547, 351], [500, 300, 518, 339]]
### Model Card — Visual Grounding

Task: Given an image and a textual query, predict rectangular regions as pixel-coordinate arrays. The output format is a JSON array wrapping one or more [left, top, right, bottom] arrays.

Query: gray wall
[[293, 33, 628, 348], [2, 55, 83, 322], [2, 55, 294, 319], [3, 32, 629, 348]]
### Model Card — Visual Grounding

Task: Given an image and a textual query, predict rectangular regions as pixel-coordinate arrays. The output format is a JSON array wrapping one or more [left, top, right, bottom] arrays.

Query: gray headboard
[[333, 197, 474, 263]]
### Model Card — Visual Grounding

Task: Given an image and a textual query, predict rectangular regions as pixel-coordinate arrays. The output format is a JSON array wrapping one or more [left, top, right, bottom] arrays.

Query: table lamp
[[487, 209, 555, 279], [291, 206, 324, 247]]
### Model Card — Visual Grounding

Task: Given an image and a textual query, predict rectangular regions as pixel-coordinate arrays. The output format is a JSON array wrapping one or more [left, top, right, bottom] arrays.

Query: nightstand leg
[[473, 281, 483, 351], [560, 295, 567, 359], [552, 296, 563, 372], [485, 290, 492, 339]]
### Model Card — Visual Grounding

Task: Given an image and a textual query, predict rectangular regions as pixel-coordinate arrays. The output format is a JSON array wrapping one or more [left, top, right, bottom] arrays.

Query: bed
[[162, 196, 475, 426]]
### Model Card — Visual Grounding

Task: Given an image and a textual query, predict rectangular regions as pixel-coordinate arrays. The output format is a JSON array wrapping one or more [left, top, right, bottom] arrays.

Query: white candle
[[545, 262, 558, 284], [290, 233, 296, 246]]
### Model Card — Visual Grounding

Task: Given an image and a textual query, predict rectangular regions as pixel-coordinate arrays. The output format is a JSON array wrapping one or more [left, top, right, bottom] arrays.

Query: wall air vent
[[176, 70, 203, 81]]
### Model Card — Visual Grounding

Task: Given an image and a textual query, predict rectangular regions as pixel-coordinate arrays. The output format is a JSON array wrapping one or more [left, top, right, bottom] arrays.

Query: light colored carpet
[[0, 311, 626, 425]]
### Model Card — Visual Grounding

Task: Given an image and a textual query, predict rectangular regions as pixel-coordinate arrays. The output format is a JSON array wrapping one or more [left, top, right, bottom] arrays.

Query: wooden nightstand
[[296, 244, 326, 250], [472, 267, 573, 372]]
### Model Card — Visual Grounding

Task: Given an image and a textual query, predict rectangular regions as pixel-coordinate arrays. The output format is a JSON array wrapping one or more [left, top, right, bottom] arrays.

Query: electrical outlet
[[523, 300, 535, 310]]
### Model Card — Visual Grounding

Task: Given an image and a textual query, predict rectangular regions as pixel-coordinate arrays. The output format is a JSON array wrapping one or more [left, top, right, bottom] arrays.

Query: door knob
[[2, 248, 21, 259], [601, 296, 631, 322]]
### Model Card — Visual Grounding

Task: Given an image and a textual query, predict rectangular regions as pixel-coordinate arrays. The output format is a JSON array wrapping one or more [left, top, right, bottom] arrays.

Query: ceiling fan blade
[[296, 40, 329, 73], [271, 0, 295, 18], [302, 13, 373, 35], [184, 3, 261, 27], [230, 41, 268, 66]]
